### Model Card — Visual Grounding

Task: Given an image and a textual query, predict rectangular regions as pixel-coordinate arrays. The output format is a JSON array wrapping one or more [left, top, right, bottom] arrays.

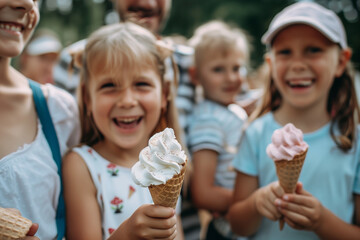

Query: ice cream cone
[[0, 207, 32, 240], [274, 149, 307, 230], [148, 161, 186, 209]]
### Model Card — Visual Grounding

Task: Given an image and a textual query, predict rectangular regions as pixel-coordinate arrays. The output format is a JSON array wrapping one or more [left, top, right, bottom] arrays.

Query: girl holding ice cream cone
[[62, 22, 185, 240], [228, 2, 360, 240]]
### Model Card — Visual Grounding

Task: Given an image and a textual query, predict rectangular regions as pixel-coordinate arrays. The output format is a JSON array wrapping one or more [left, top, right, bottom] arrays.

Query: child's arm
[[228, 172, 284, 236], [62, 151, 103, 239], [191, 149, 232, 214], [276, 183, 360, 239], [108, 204, 177, 239]]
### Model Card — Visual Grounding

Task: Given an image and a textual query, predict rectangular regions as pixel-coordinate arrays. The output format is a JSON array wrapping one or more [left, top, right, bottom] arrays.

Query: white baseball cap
[[26, 35, 62, 56], [262, 1, 348, 49]]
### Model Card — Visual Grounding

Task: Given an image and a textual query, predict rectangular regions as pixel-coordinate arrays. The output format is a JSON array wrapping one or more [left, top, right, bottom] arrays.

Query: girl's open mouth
[[113, 117, 142, 129], [287, 79, 314, 88]]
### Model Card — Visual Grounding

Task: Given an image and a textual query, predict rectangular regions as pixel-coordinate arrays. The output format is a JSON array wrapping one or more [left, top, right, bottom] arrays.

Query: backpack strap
[[28, 79, 65, 240]]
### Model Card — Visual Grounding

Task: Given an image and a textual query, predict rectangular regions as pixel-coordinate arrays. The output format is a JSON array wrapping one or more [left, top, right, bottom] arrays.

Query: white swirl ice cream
[[131, 128, 187, 187]]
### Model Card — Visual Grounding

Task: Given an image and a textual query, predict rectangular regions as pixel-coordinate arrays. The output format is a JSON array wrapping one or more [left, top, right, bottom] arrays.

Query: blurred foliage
[[37, 0, 360, 71]]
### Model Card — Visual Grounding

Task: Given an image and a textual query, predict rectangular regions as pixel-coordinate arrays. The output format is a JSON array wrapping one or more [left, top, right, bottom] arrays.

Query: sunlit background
[[35, 0, 360, 70]]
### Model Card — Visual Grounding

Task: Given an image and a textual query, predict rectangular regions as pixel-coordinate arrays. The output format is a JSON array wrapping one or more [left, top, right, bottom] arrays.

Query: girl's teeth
[[117, 117, 139, 123], [0, 23, 22, 32]]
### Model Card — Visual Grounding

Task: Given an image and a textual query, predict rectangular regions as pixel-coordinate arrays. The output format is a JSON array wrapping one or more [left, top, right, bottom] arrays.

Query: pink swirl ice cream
[[266, 123, 308, 161]]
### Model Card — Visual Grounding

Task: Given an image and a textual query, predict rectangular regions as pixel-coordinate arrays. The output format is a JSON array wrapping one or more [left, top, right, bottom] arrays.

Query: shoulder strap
[[28, 79, 65, 240]]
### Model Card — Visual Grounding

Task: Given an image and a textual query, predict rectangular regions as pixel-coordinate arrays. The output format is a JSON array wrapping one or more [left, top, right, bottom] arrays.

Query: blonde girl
[[62, 22, 184, 240], [229, 2, 360, 240]]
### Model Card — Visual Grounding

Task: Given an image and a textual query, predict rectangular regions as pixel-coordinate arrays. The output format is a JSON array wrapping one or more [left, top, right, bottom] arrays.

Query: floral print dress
[[72, 145, 153, 240]]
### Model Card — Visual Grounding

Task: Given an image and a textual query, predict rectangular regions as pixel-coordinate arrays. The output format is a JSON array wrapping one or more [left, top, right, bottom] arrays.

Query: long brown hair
[[73, 22, 182, 147]]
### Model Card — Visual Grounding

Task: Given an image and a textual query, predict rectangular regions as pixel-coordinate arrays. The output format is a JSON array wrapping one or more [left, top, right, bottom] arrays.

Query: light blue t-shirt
[[188, 100, 247, 189], [233, 112, 360, 240]]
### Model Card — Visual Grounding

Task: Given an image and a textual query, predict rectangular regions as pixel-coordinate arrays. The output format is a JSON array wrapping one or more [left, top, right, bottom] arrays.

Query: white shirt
[[0, 84, 80, 240]]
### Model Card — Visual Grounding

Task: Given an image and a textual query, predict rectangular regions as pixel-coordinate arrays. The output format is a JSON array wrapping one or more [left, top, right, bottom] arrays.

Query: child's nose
[[117, 88, 137, 108], [226, 71, 240, 82], [289, 58, 307, 73], [10, 0, 34, 12]]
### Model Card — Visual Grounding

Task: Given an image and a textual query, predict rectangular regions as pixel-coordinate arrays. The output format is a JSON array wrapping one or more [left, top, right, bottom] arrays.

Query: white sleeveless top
[[0, 84, 80, 240]]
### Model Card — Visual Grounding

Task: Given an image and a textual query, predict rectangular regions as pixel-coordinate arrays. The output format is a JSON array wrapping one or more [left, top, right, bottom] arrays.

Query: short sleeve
[[188, 115, 223, 154]]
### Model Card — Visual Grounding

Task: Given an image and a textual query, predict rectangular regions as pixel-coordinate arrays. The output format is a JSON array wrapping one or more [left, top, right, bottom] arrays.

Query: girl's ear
[[188, 66, 199, 85], [335, 48, 352, 77], [264, 53, 272, 69], [264, 53, 274, 78]]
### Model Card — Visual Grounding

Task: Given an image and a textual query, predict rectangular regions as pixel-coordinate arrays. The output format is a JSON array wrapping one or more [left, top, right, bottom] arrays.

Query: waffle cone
[[0, 207, 32, 240], [148, 161, 187, 209], [274, 148, 308, 230], [275, 149, 307, 193]]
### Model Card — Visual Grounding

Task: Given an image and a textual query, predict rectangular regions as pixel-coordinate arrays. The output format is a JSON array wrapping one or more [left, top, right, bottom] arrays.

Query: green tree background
[[37, 0, 360, 71]]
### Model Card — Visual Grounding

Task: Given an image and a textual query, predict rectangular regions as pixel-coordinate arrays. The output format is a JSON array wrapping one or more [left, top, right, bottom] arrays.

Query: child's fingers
[[148, 223, 177, 239], [27, 223, 39, 236], [261, 206, 279, 221], [148, 216, 177, 230], [276, 197, 312, 217], [255, 190, 281, 220], [279, 206, 310, 228], [144, 204, 176, 219], [270, 181, 285, 198], [259, 198, 282, 221], [283, 215, 306, 230], [281, 194, 314, 208]]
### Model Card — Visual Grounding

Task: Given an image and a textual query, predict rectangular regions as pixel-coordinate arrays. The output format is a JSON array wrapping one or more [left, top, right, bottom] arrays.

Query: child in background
[[228, 2, 360, 239], [62, 22, 184, 240], [0, 1, 80, 240], [187, 20, 250, 240], [19, 28, 62, 84]]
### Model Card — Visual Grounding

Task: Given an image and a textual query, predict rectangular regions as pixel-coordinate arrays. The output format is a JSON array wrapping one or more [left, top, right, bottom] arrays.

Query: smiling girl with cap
[[228, 1, 360, 239]]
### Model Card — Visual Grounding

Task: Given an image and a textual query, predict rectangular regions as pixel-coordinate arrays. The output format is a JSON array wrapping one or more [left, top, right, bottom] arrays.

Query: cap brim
[[26, 36, 62, 55], [261, 17, 337, 46]]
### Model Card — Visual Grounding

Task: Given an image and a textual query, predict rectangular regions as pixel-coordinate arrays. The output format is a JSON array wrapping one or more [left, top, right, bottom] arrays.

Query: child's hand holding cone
[[266, 123, 308, 230]]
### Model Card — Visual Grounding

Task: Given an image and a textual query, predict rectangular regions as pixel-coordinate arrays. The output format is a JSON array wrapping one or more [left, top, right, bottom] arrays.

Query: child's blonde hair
[[188, 20, 251, 68], [73, 22, 181, 146]]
